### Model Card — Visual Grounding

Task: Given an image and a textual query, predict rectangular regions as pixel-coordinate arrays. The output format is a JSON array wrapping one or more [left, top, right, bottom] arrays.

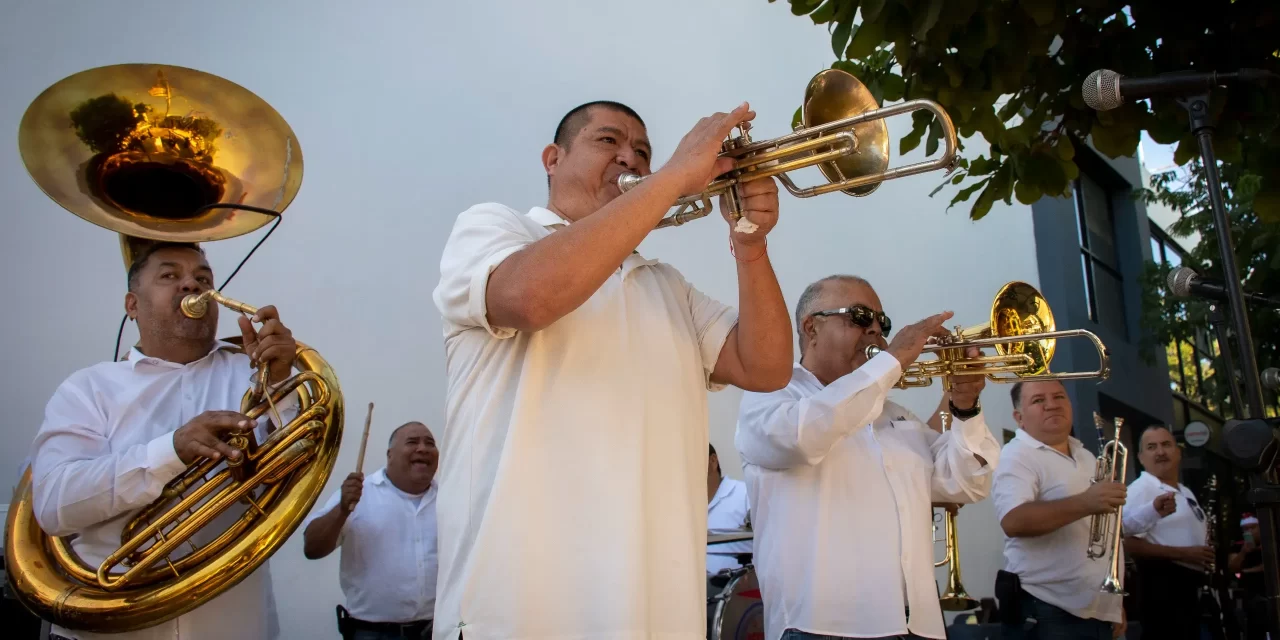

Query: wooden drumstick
[[355, 402, 374, 474]]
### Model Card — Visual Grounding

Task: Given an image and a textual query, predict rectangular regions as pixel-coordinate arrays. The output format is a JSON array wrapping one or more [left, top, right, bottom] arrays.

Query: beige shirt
[[992, 429, 1124, 623], [430, 203, 739, 640]]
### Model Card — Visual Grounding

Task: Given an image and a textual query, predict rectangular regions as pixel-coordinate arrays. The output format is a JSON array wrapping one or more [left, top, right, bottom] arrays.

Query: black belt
[[337, 604, 432, 639]]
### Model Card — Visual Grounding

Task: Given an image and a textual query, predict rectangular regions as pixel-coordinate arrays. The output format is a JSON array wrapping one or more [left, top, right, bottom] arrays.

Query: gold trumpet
[[933, 480, 978, 610], [617, 68, 959, 229], [864, 282, 1112, 387], [1088, 412, 1128, 595], [5, 63, 343, 633]]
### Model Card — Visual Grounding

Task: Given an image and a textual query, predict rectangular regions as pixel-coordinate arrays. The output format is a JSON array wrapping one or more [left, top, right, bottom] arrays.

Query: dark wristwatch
[[949, 400, 981, 420]]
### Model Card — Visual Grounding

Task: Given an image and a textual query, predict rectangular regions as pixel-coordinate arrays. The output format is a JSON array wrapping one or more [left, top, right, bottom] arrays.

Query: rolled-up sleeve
[[930, 411, 1002, 504], [30, 381, 188, 537], [431, 203, 537, 339], [735, 353, 901, 469], [992, 447, 1040, 523], [673, 269, 738, 391]]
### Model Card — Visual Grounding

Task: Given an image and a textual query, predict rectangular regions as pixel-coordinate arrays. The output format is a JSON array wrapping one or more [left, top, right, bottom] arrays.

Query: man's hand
[[1078, 481, 1127, 515], [886, 312, 955, 370], [949, 346, 985, 411], [239, 305, 296, 385], [1153, 491, 1177, 517], [173, 411, 254, 464], [722, 177, 780, 249], [340, 472, 364, 514], [1181, 545, 1216, 568], [659, 103, 755, 198]]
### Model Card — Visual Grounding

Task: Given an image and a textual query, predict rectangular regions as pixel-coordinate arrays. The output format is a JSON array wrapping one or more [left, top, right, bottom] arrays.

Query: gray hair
[[795, 274, 871, 355]]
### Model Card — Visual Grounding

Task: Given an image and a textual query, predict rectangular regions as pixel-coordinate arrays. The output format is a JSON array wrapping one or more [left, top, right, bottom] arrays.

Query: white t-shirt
[[430, 203, 739, 640]]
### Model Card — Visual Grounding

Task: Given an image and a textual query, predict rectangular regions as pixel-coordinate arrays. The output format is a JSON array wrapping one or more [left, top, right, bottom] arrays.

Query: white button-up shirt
[[29, 340, 292, 640], [1122, 471, 1207, 571], [707, 476, 751, 575], [992, 429, 1123, 623], [735, 355, 1001, 640], [304, 468, 439, 623], [431, 203, 739, 640]]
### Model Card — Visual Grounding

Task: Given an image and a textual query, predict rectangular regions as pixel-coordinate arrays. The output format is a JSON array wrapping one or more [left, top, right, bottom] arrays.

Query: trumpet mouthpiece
[[180, 293, 210, 318], [617, 173, 643, 193]]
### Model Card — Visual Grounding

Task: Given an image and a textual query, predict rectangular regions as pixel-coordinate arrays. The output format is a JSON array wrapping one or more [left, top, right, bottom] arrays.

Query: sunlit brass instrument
[[5, 63, 343, 633], [617, 68, 959, 229], [864, 281, 1112, 387], [932, 419, 978, 611], [1087, 412, 1128, 595]]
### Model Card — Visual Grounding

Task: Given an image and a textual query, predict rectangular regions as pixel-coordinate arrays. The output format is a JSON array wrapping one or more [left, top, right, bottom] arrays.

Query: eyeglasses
[[812, 304, 892, 335]]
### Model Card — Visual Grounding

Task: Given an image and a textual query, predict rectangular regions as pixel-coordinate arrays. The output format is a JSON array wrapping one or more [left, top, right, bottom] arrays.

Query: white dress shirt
[[735, 356, 1001, 640], [29, 340, 293, 640], [304, 468, 439, 622], [1122, 471, 1207, 571], [992, 429, 1123, 623], [430, 203, 739, 640], [707, 476, 751, 575]]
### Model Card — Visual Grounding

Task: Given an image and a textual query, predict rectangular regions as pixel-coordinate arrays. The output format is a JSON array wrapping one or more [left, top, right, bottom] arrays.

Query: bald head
[[795, 275, 872, 353], [385, 421, 438, 494]]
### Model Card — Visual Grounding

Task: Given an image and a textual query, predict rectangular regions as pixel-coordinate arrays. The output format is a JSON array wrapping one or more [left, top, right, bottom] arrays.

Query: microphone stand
[[1177, 92, 1280, 639]]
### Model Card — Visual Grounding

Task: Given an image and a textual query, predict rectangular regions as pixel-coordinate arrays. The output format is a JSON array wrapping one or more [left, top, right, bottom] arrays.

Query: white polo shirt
[[707, 476, 751, 575], [1123, 471, 1207, 571], [992, 429, 1123, 623], [304, 468, 439, 623], [430, 203, 739, 640]]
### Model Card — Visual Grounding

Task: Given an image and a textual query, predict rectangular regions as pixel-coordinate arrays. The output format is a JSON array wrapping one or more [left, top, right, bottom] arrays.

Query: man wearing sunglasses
[[1121, 425, 1215, 640], [734, 274, 1001, 640]]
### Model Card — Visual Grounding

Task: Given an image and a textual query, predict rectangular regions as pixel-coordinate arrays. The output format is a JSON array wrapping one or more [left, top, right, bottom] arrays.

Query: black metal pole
[[1208, 303, 1246, 415], [1179, 92, 1280, 640]]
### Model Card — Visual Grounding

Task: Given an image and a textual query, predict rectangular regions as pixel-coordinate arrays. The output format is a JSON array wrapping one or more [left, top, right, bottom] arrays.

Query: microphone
[[1082, 68, 1277, 111], [1167, 266, 1279, 307], [1264, 368, 1280, 392]]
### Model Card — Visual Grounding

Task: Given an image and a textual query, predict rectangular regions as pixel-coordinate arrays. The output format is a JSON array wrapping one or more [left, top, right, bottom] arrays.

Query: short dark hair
[[709, 443, 717, 457], [553, 101, 645, 149], [1010, 382, 1024, 410], [388, 421, 428, 447], [126, 242, 205, 291]]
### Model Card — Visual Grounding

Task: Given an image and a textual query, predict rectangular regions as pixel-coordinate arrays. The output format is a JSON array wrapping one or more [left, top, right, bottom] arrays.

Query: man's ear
[[124, 291, 139, 321], [542, 144, 562, 181], [1012, 409, 1023, 427]]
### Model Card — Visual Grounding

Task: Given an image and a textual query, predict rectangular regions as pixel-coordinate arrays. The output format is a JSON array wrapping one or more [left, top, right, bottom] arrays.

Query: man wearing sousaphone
[[28, 240, 298, 640], [735, 274, 1001, 640]]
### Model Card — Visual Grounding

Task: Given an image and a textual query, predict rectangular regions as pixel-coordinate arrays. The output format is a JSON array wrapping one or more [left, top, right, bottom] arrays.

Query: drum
[[709, 565, 765, 640]]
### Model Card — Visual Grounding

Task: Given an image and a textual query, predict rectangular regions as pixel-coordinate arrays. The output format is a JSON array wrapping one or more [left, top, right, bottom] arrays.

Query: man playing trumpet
[[431, 100, 793, 639], [735, 274, 1001, 640], [28, 241, 297, 640]]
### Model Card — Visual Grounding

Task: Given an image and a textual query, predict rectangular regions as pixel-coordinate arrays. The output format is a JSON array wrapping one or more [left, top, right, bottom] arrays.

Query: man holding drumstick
[[303, 415, 441, 640]]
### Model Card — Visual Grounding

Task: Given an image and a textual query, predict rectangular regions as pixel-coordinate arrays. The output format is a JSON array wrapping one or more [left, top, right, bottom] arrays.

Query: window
[[1074, 176, 1127, 338], [1151, 224, 1225, 416]]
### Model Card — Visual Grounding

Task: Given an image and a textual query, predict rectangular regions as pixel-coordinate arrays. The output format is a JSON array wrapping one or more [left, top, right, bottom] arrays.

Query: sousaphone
[[5, 63, 344, 633]]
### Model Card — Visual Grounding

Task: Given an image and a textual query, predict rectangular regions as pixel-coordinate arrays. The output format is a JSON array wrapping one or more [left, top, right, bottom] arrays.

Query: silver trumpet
[[1088, 412, 1128, 595]]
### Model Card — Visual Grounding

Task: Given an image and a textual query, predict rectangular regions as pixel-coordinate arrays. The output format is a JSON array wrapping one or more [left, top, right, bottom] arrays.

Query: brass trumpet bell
[[866, 281, 1110, 388], [801, 68, 889, 196], [17, 63, 303, 269]]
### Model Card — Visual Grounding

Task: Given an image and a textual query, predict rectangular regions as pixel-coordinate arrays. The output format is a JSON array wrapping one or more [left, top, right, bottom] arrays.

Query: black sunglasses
[[812, 304, 892, 335]]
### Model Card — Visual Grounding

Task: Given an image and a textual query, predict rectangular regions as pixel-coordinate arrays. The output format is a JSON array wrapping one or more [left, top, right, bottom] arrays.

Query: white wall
[[1, 1, 1040, 637]]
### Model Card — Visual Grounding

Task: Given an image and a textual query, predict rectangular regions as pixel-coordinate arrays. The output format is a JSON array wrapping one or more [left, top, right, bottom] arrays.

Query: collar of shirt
[[708, 476, 736, 512], [1014, 428, 1084, 461], [1135, 470, 1185, 494], [127, 339, 239, 370]]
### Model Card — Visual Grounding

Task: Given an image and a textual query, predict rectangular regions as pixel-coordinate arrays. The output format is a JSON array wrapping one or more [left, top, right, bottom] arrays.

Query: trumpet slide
[[863, 281, 1111, 388], [617, 68, 958, 230]]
